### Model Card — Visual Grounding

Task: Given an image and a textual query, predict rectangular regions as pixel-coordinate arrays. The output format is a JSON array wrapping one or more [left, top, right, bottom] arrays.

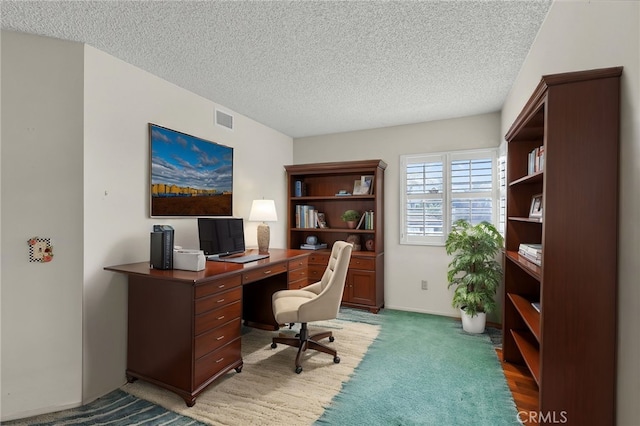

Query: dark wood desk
[[105, 248, 309, 406]]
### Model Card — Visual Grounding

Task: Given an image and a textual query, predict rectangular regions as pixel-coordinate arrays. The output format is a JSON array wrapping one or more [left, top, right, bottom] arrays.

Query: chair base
[[271, 323, 340, 373]]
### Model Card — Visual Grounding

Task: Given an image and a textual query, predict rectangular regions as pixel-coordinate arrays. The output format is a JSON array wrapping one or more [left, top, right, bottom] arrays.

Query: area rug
[[316, 309, 520, 426], [123, 318, 380, 425], [2, 388, 206, 426]]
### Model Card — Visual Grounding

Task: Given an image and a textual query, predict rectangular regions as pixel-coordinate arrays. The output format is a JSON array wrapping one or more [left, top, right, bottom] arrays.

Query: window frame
[[400, 148, 499, 246]]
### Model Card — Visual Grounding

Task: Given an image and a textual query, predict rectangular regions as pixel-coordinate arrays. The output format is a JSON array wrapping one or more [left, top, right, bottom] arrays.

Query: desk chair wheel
[[271, 342, 277, 349], [329, 336, 335, 342], [295, 366, 303, 374], [334, 356, 340, 364]]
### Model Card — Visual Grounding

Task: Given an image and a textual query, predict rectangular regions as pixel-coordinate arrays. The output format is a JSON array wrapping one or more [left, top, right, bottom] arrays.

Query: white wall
[[1, 31, 293, 421], [501, 1, 639, 424], [294, 112, 502, 320], [1, 32, 84, 419]]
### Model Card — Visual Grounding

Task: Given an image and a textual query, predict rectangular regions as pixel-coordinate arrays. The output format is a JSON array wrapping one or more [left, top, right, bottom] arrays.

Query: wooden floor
[[496, 348, 540, 424]]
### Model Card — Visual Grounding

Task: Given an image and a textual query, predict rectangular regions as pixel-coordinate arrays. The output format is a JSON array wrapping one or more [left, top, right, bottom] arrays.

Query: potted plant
[[341, 209, 361, 229], [445, 219, 504, 333]]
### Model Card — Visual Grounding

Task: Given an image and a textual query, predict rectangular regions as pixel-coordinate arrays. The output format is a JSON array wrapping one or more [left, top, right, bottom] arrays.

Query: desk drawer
[[195, 287, 242, 315], [195, 320, 240, 359], [195, 300, 242, 336], [288, 266, 307, 283], [288, 278, 307, 290], [308, 265, 326, 281], [194, 338, 241, 387], [195, 275, 242, 299], [242, 262, 287, 284], [350, 257, 375, 271], [288, 257, 308, 271], [309, 253, 330, 265]]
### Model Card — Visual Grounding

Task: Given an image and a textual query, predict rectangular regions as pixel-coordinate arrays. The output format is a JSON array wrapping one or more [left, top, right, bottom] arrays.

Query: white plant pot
[[460, 308, 486, 334]]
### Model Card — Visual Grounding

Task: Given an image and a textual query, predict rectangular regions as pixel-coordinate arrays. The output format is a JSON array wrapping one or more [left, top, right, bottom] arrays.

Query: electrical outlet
[[421, 280, 428, 290]]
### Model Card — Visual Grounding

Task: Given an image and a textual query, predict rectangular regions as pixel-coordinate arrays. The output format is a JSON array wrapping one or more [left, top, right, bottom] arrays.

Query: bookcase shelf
[[507, 293, 540, 341], [285, 160, 386, 313], [502, 67, 621, 424], [511, 330, 540, 386], [509, 170, 543, 186]]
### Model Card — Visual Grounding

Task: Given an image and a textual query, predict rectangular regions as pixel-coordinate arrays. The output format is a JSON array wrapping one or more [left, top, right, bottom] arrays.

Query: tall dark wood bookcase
[[284, 160, 386, 313], [502, 67, 622, 425]]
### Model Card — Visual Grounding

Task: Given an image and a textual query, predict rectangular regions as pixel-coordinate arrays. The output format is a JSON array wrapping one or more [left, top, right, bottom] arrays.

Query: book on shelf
[[294, 180, 306, 197], [527, 145, 545, 175], [295, 205, 317, 229], [518, 243, 542, 257], [300, 243, 327, 250], [518, 242, 542, 266], [518, 251, 541, 266], [357, 210, 374, 230]]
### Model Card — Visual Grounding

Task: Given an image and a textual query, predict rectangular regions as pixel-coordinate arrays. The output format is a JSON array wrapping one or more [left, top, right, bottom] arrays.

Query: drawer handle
[[216, 357, 225, 363], [216, 335, 225, 341], [263, 270, 272, 274], [218, 284, 225, 289], [217, 315, 225, 320], [217, 299, 225, 303]]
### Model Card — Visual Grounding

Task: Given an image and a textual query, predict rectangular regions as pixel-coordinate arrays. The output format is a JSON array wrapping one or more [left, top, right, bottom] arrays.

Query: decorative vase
[[460, 308, 486, 334], [346, 221, 357, 229]]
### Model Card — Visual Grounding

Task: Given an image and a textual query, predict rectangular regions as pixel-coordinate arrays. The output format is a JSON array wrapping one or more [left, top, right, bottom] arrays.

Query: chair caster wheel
[[329, 336, 335, 342], [271, 342, 277, 349], [334, 356, 340, 364], [295, 366, 303, 374]]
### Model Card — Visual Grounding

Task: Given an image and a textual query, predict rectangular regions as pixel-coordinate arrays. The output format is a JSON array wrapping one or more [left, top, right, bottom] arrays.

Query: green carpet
[[318, 309, 520, 426]]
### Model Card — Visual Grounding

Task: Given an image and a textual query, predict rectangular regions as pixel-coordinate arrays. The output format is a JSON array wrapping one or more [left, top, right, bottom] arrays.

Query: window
[[401, 148, 498, 246]]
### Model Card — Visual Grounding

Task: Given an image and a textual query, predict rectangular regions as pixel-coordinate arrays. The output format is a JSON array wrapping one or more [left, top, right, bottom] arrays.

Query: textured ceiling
[[1, 1, 551, 138]]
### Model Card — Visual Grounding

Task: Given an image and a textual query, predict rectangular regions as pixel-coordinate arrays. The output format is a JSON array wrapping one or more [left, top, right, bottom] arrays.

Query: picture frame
[[361, 175, 374, 194], [149, 124, 234, 217], [353, 180, 367, 195], [317, 212, 328, 228], [529, 193, 543, 219]]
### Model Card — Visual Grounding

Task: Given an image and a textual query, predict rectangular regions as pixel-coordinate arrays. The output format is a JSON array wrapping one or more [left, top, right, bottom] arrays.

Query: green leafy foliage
[[341, 209, 361, 221], [445, 219, 504, 317]]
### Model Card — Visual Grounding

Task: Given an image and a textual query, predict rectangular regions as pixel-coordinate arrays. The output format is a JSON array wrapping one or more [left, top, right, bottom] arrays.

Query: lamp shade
[[249, 199, 278, 222]]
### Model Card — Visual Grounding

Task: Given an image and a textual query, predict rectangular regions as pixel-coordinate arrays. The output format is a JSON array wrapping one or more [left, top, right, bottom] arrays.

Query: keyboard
[[207, 254, 269, 264]]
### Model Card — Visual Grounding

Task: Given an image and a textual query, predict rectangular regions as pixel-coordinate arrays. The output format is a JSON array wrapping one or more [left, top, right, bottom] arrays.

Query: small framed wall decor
[[28, 237, 54, 262], [529, 193, 543, 219]]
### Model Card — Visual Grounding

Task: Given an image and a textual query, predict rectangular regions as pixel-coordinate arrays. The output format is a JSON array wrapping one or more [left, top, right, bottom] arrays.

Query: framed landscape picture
[[149, 124, 233, 217]]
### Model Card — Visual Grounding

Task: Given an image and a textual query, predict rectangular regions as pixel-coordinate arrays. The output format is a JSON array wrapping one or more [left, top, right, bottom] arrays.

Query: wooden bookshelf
[[284, 160, 386, 313], [502, 67, 621, 425]]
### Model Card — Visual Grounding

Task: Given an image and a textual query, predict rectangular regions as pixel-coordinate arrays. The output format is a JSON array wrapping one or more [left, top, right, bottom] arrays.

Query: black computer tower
[[150, 225, 174, 269]]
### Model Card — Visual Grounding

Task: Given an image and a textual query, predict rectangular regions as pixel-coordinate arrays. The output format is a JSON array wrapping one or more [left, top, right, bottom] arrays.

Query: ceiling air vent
[[215, 109, 234, 130]]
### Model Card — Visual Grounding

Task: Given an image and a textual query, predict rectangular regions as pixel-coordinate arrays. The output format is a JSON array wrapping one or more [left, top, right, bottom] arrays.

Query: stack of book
[[518, 243, 542, 266], [295, 205, 317, 228], [300, 242, 327, 250], [356, 210, 375, 230], [527, 145, 545, 174]]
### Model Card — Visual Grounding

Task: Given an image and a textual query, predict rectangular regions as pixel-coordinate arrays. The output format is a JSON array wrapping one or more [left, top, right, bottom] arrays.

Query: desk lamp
[[249, 199, 278, 254]]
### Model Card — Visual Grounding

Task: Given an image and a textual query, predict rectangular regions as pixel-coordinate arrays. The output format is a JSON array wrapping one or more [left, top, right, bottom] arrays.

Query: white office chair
[[270, 241, 353, 373]]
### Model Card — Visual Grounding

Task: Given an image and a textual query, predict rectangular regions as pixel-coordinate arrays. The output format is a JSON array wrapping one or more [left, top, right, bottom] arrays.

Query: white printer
[[173, 248, 206, 271]]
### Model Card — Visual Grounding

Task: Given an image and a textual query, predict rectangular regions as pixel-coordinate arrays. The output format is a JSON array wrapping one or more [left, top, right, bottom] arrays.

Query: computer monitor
[[197, 217, 245, 257]]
